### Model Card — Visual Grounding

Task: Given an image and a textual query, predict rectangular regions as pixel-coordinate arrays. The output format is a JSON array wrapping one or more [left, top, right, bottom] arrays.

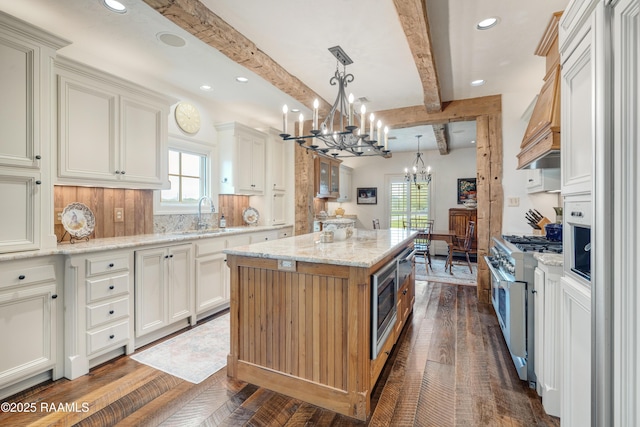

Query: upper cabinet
[[0, 12, 69, 253], [526, 168, 561, 193], [518, 12, 562, 170], [315, 154, 341, 199], [216, 122, 266, 195], [55, 56, 174, 190], [559, 1, 601, 196]]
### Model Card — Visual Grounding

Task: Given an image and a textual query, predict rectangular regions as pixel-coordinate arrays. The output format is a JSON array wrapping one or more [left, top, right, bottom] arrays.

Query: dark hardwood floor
[[1, 281, 560, 426]]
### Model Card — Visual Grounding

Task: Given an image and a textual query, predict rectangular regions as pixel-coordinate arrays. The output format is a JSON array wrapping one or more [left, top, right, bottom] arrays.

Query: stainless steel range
[[485, 235, 563, 388]]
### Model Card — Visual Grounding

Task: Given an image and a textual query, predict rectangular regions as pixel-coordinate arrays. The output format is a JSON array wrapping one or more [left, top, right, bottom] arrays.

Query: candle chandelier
[[405, 135, 432, 188], [280, 46, 391, 158]]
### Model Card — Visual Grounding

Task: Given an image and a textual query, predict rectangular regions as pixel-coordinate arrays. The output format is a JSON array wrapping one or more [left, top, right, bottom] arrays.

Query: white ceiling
[[0, 0, 569, 152]]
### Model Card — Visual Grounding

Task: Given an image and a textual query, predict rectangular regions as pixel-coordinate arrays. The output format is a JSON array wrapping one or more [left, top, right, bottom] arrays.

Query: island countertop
[[223, 228, 417, 268]]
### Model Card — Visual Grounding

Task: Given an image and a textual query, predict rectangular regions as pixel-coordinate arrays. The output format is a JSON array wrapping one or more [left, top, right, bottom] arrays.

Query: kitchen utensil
[[545, 223, 563, 242]]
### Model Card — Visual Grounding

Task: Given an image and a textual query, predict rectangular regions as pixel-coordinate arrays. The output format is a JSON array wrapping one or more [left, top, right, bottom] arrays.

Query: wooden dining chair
[[372, 218, 381, 229], [446, 220, 475, 273], [407, 218, 434, 271]]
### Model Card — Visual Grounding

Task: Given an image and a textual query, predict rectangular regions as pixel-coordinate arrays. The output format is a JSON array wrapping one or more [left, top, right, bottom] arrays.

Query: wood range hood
[[517, 11, 562, 170]]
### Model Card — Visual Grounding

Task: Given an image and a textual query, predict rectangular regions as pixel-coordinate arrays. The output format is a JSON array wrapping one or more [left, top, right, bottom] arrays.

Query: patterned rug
[[415, 256, 477, 286], [131, 312, 229, 384]]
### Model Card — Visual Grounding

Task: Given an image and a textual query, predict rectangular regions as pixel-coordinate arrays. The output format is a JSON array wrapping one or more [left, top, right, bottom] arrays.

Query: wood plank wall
[[54, 186, 153, 242], [218, 195, 250, 227], [294, 142, 316, 235]]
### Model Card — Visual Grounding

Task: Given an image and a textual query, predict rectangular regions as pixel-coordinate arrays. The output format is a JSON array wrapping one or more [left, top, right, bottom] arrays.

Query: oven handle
[[484, 255, 508, 282], [399, 249, 417, 264]]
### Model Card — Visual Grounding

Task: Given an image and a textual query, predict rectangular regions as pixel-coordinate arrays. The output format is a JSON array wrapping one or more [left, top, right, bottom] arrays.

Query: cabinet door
[[0, 35, 39, 169], [316, 157, 330, 197], [195, 252, 228, 314], [120, 97, 165, 186], [272, 192, 286, 225], [0, 283, 56, 385], [0, 170, 41, 252], [135, 248, 167, 337], [236, 134, 255, 192], [533, 267, 545, 396], [167, 244, 192, 323], [270, 137, 286, 191], [561, 24, 593, 195], [58, 75, 117, 181], [330, 162, 340, 197], [250, 138, 265, 193]]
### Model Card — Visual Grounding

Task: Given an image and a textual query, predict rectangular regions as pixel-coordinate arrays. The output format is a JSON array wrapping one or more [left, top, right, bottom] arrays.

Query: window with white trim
[[389, 176, 431, 228]]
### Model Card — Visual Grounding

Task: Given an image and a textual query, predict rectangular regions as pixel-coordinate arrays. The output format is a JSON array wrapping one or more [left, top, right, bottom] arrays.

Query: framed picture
[[357, 187, 377, 205], [457, 178, 477, 204]]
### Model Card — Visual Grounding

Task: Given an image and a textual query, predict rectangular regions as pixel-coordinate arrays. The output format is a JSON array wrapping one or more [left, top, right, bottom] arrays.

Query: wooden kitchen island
[[224, 229, 416, 421]]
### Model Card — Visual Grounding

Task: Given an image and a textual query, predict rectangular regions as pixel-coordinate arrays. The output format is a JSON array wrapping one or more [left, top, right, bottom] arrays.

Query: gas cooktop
[[502, 235, 563, 254]]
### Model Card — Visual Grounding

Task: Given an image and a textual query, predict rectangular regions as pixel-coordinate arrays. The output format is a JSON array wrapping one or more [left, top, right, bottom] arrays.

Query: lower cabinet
[[561, 276, 591, 426], [195, 238, 229, 316], [64, 250, 135, 380], [135, 244, 193, 338], [395, 270, 415, 338], [0, 258, 62, 398], [533, 262, 563, 417]]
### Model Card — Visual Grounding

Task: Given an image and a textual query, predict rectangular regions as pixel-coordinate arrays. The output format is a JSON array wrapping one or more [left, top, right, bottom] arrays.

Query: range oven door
[[485, 256, 527, 359], [371, 258, 398, 359]]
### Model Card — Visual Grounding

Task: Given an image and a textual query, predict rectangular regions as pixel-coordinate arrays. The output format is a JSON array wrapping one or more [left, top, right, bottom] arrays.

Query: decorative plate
[[242, 207, 260, 225], [61, 202, 95, 239]]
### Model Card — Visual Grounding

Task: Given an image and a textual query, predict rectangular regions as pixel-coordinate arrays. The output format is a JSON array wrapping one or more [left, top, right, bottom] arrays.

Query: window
[[161, 149, 208, 204], [155, 136, 213, 214], [389, 176, 431, 228]]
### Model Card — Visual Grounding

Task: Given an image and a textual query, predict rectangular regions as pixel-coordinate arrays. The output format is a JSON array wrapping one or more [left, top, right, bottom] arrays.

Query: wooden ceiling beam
[[375, 95, 502, 128], [432, 123, 449, 155], [392, 0, 442, 113], [142, 0, 333, 116]]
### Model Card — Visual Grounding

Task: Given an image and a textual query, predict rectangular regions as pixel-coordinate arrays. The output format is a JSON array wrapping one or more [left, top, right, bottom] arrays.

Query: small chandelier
[[405, 135, 431, 187], [280, 46, 391, 158]]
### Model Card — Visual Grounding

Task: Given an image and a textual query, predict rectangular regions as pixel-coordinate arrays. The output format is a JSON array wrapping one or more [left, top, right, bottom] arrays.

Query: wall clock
[[175, 101, 201, 134]]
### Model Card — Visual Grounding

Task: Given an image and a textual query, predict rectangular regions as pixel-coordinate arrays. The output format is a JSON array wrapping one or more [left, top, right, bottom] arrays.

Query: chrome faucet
[[197, 196, 215, 229]]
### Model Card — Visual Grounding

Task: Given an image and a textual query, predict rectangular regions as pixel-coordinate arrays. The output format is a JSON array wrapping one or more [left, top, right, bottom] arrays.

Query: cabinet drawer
[[86, 255, 130, 277], [227, 234, 251, 248], [86, 319, 130, 355], [278, 229, 292, 239], [195, 238, 226, 258], [86, 297, 130, 329], [86, 273, 129, 303], [0, 265, 56, 289]]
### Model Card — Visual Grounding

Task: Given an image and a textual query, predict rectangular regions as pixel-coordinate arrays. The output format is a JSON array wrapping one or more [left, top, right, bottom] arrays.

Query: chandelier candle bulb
[[298, 113, 304, 138], [282, 105, 288, 135], [313, 99, 319, 130], [369, 113, 375, 141], [348, 93, 354, 126]]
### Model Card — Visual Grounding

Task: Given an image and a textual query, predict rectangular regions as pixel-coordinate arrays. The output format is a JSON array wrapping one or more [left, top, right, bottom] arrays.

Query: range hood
[[517, 12, 562, 170]]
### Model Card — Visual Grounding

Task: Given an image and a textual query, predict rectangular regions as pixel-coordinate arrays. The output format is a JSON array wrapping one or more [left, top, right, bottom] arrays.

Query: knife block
[[533, 217, 552, 235]]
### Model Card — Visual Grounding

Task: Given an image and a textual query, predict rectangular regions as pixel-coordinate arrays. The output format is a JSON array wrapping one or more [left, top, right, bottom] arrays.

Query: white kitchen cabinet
[[56, 56, 173, 189], [559, 1, 603, 196], [135, 244, 193, 338], [63, 250, 134, 379], [533, 261, 563, 417], [249, 230, 280, 243], [336, 164, 353, 202], [526, 168, 560, 193], [0, 13, 67, 253], [561, 276, 591, 427], [217, 122, 266, 195], [268, 130, 288, 191], [194, 237, 228, 317], [0, 257, 63, 399], [271, 192, 286, 225]]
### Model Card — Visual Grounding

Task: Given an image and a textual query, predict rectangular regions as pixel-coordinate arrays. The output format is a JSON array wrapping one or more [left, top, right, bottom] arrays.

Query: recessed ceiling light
[[471, 140, 476, 144], [200, 85, 212, 91], [477, 17, 499, 30], [470, 79, 486, 87], [103, 0, 127, 13], [236, 77, 249, 83], [157, 32, 186, 47], [290, 108, 300, 113]]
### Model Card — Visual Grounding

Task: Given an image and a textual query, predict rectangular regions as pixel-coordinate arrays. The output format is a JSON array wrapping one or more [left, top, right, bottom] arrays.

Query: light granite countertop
[[224, 228, 417, 268], [0, 225, 292, 262], [534, 252, 563, 266]]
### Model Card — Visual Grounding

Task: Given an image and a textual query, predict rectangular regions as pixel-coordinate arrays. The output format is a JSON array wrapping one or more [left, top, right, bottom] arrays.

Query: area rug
[[131, 313, 229, 384], [415, 256, 477, 286]]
